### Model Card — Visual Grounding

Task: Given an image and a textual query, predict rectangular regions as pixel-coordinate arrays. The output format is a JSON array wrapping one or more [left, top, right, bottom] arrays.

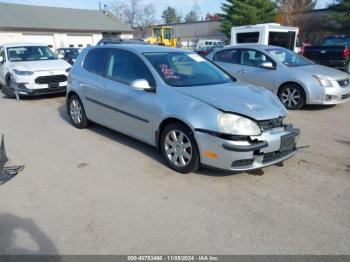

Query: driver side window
[[105, 49, 156, 87]]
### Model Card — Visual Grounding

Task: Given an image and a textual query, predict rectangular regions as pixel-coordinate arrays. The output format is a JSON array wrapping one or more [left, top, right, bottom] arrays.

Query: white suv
[[0, 43, 71, 97]]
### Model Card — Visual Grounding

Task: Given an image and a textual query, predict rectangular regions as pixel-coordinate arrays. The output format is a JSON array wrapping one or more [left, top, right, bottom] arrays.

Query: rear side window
[[236, 32, 260, 43], [83, 48, 108, 76], [105, 49, 156, 87], [214, 49, 241, 64]]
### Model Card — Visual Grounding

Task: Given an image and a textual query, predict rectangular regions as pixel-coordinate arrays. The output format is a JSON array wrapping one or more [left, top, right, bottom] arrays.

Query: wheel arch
[[155, 117, 195, 152], [277, 81, 309, 102], [66, 91, 80, 111]]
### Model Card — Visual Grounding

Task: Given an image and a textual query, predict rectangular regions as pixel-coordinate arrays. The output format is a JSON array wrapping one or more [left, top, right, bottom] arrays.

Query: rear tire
[[278, 83, 306, 110], [160, 122, 199, 174], [68, 95, 89, 129]]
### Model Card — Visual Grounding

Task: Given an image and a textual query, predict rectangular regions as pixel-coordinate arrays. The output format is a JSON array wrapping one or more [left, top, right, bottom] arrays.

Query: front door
[[99, 48, 157, 144]]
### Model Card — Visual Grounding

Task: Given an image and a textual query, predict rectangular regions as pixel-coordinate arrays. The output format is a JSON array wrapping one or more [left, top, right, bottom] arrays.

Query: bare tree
[[109, 0, 156, 30]]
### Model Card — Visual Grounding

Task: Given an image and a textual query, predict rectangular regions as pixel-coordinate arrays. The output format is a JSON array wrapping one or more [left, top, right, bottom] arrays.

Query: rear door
[[79, 48, 109, 122], [98, 48, 157, 144], [212, 48, 242, 78], [237, 49, 276, 90]]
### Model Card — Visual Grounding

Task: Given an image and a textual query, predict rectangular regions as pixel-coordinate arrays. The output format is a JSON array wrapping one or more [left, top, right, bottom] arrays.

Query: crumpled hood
[[177, 82, 288, 120], [10, 59, 70, 72], [291, 64, 349, 80]]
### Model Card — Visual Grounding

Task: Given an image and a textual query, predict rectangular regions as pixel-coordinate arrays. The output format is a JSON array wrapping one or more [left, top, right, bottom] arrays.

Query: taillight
[[301, 47, 305, 56], [343, 47, 350, 58]]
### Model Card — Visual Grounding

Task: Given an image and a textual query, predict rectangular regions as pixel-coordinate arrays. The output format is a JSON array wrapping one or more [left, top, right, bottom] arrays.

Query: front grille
[[258, 118, 284, 131], [337, 79, 350, 88], [262, 148, 295, 164], [232, 158, 255, 168], [342, 94, 350, 100], [35, 75, 67, 84]]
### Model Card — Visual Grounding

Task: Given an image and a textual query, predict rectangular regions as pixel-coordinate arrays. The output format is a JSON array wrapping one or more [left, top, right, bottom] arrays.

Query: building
[[0, 3, 133, 49], [134, 20, 227, 49]]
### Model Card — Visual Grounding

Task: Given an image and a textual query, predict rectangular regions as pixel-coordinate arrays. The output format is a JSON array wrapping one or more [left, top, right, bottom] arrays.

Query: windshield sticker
[[187, 54, 206, 62], [159, 64, 180, 80]]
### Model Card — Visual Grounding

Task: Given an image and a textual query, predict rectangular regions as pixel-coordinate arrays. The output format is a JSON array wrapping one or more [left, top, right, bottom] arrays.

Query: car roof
[[1, 43, 48, 48], [92, 44, 189, 54], [215, 45, 286, 52]]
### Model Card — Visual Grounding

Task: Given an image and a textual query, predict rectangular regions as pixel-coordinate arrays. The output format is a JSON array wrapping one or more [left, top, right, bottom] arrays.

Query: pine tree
[[329, 0, 350, 33], [220, 0, 277, 37]]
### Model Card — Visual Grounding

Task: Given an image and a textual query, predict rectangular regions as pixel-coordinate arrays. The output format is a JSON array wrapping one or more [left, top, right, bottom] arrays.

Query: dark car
[[97, 38, 147, 46], [302, 35, 350, 73], [196, 46, 224, 57], [56, 48, 81, 65]]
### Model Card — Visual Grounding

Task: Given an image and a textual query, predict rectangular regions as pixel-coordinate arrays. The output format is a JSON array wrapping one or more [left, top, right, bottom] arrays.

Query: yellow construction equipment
[[144, 26, 179, 48]]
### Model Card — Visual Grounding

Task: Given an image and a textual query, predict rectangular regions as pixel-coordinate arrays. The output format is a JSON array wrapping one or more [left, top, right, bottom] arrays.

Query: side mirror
[[0, 56, 4, 64], [57, 54, 65, 59], [130, 79, 153, 91], [260, 62, 275, 70]]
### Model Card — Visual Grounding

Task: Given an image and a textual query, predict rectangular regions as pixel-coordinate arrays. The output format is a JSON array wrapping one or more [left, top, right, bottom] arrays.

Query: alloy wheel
[[164, 130, 192, 167], [70, 99, 83, 125], [281, 87, 301, 108]]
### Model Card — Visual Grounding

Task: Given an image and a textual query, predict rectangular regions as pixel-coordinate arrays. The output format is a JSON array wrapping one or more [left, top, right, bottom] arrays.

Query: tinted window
[[105, 49, 156, 87], [83, 48, 108, 76], [144, 52, 233, 87], [322, 37, 350, 47], [268, 32, 295, 50], [241, 49, 274, 67], [214, 49, 241, 64], [236, 32, 260, 43]]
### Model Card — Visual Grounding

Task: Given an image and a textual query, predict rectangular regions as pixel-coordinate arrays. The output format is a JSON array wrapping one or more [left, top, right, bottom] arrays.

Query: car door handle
[[238, 69, 247, 74]]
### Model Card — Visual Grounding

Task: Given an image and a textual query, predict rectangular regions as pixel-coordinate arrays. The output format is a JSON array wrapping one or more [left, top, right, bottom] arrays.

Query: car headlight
[[13, 69, 33, 76], [218, 113, 261, 136], [313, 75, 334, 87]]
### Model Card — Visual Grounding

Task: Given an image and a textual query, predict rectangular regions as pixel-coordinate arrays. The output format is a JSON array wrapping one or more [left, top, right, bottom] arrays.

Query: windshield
[[266, 48, 313, 67], [144, 52, 234, 87], [7, 46, 57, 62], [62, 49, 80, 58], [322, 37, 350, 47]]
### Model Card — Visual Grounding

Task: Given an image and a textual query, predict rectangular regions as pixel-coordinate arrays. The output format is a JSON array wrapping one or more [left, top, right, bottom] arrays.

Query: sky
[[0, 0, 333, 22]]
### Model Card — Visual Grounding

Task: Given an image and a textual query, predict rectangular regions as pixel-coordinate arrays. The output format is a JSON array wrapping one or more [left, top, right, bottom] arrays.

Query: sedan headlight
[[219, 113, 261, 136], [313, 75, 334, 87], [13, 69, 33, 76]]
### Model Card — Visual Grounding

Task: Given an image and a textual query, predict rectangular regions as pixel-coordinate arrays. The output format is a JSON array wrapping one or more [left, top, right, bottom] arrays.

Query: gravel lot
[[0, 93, 349, 255]]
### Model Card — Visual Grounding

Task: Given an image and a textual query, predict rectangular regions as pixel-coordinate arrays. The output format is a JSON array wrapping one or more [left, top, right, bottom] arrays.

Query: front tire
[[160, 123, 199, 174], [278, 84, 306, 110], [68, 95, 89, 129]]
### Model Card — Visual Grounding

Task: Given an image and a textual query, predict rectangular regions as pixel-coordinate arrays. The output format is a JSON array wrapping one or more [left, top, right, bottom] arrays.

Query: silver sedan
[[67, 45, 299, 173], [207, 45, 350, 109]]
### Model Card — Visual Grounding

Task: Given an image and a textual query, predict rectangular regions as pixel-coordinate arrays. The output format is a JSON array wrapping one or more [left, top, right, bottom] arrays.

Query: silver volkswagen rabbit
[[66, 45, 300, 173]]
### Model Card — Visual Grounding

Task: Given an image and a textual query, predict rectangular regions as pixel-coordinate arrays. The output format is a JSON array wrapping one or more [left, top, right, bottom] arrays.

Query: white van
[[231, 23, 299, 52], [196, 39, 225, 51]]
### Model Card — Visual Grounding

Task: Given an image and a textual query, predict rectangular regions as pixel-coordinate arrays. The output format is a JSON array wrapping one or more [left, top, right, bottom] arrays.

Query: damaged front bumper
[[195, 124, 300, 172]]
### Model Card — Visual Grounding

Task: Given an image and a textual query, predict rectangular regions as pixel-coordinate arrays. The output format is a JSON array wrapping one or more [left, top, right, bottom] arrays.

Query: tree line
[[107, 0, 350, 39]]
